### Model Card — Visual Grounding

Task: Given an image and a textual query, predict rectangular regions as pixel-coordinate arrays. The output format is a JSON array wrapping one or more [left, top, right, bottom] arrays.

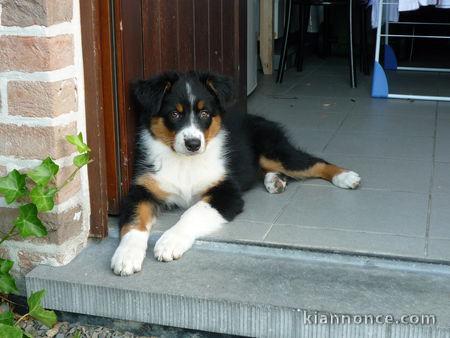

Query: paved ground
[[112, 57, 450, 263]]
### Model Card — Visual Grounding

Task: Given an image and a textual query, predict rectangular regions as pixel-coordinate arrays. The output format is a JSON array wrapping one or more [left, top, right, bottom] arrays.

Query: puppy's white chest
[[144, 131, 227, 208], [154, 156, 225, 208]]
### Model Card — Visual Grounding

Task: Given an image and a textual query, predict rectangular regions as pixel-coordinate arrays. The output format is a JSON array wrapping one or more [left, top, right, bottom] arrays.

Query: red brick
[[1, 0, 73, 27], [8, 79, 77, 118], [0, 247, 11, 261], [0, 205, 83, 245], [0, 122, 77, 159], [0, 35, 73, 72], [17, 250, 65, 274]]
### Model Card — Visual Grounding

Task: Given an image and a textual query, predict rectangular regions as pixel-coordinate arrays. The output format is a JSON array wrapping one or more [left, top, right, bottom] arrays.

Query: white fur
[[154, 201, 226, 261], [332, 171, 361, 189], [111, 230, 150, 276], [173, 113, 205, 155], [264, 172, 287, 194], [186, 82, 196, 106], [139, 129, 227, 208]]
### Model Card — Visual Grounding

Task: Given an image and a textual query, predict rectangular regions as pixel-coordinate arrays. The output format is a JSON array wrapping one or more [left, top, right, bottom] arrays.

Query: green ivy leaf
[[72, 330, 82, 338], [14, 204, 47, 238], [0, 272, 18, 294], [0, 323, 22, 338], [66, 133, 90, 153], [30, 186, 57, 212], [0, 169, 27, 204], [27, 157, 59, 186], [27, 290, 57, 328], [73, 153, 90, 168], [0, 311, 14, 326], [0, 258, 13, 274]]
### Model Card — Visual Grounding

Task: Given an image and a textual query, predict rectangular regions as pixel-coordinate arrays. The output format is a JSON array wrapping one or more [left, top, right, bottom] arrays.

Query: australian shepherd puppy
[[111, 71, 361, 276]]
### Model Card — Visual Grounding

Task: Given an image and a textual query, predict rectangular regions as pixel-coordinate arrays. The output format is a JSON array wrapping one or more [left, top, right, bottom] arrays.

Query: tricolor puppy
[[111, 71, 361, 276]]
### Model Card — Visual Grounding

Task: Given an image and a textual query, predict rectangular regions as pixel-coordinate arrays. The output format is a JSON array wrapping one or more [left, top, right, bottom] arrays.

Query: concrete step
[[26, 235, 450, 338]]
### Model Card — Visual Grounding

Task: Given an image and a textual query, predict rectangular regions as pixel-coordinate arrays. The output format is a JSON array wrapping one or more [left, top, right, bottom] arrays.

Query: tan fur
[[150, 117, 176, 147], [135, 174, 170, 201], [197, 100, 205, 110], [205, 115, 222, 143], [120, 201, 155, 237], [206, 79, 218, 96], [176, 103, 183, 112], [259, 156, 344, 181], [202, 195, 212, 203]]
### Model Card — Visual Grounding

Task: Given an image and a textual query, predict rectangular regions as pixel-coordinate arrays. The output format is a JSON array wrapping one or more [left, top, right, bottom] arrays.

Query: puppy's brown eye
[[170, 111, 181, 120], [199, 110, 210, 119]]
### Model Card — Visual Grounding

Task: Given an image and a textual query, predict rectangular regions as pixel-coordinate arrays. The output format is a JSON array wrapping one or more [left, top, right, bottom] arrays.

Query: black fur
[[205, 179, 244, 221], [119, 185, 159, 227], [120, 71, 329, 231]]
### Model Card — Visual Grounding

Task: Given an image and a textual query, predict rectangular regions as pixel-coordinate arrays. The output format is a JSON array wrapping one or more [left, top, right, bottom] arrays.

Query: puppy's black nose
[[185, 138, 201, 152]]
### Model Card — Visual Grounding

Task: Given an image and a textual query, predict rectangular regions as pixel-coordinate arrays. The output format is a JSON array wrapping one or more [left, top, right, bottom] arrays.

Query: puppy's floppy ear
[[195, 71, 234, 106], [133, 71, 179, 114]]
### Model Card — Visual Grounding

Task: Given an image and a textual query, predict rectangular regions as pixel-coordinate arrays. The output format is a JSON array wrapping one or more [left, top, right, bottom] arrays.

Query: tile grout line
[[424, 102, 439, 257], [261, 185, 302, 241], [320, 98, 355, 153], [299, 182, 431, 195], [272, 222, 427, 239], [280, 64, 327, 96]]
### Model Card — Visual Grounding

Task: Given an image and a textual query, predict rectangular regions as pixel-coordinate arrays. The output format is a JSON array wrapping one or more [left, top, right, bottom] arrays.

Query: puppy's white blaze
[[173, 115, 205, 154], [332, 171, 361, 189], [185, 82, 196, 106], [154, 201, 226, 262], [111, 229, 150, 276]]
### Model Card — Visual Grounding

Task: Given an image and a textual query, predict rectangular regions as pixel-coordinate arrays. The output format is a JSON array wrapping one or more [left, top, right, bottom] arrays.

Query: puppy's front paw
[[111, 245, 146, 276], [154, 228, 194, 262], [111, 230, 148, 276], [332, 171, 361, 189]]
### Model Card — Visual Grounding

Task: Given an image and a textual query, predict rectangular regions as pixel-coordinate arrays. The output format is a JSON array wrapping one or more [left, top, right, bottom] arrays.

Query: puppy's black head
[[134, 71, 233, 155]]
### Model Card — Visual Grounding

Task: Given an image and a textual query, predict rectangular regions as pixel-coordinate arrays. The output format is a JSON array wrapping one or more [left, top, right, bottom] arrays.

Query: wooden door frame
[[79, 0, 114, 238]]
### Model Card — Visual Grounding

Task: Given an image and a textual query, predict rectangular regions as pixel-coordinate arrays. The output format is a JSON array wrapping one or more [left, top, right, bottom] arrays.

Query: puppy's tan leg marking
[[259, 156, 360, 189], [112, 201, 156, 276]]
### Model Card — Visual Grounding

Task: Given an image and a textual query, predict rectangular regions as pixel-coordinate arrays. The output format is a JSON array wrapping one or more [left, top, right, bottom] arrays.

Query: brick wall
[[0, 0, 90, 292]]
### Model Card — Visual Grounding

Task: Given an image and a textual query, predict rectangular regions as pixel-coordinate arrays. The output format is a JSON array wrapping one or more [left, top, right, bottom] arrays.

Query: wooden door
[[105, 0, 247, 213]]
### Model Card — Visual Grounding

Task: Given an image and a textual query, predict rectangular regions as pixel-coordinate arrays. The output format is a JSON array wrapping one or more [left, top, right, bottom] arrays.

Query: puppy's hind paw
[[264, 172, 287, 194], [332, 171, 361, 189]]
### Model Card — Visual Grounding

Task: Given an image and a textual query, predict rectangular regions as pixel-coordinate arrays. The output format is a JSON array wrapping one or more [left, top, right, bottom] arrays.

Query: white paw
[[154, 228, 194, 262], [264, 172, 287, 194], [332, 171, 361, 189], [111, 230, 148, 276]]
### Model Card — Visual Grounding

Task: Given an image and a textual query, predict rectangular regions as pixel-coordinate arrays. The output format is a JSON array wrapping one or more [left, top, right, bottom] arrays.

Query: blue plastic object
[[371, 61, 389, 98], [384, 44, 398, 70]]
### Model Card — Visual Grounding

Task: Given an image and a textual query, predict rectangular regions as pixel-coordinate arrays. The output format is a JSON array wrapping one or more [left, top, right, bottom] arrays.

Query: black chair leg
[[295, 4, 310, 72], [276, 0, 293, 83], [322, 6, 331, 57], [360, 4, 370, 75], [364, 6, 371, 75], [348, 0, 357, 88]]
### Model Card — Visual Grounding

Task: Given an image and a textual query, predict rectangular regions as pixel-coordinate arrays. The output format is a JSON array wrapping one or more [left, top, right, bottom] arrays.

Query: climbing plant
[[0, 133, 91, 337]]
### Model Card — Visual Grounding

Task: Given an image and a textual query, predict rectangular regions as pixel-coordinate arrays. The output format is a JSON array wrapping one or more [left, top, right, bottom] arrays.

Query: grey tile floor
[[116, 58, 450, 263]]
